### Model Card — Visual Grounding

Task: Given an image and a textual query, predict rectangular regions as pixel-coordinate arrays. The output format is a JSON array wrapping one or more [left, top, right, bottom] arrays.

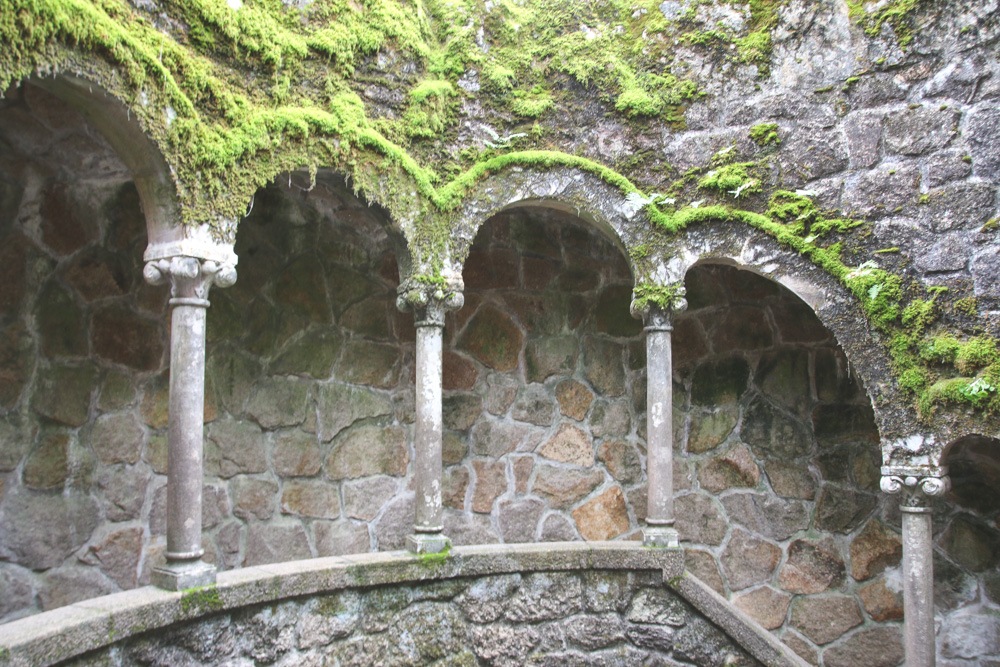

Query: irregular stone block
[[823, 626, 904, 667], [246, 376, 311, 429], [36, 280, 86, 358], [850, 520, 902, 580], [0, 488, 99, 569], [39, 565, 114, 611], [733, 586, 791, 630], [572, 486, 629, 541], [230, 476, 279, 520], [471, 420, 525, 458], [335, 340, 401, 388], [789, 595, 862, 645], [326, 424, 408, 479], [687, 406, 738, 454], [555, 380, 593, 421], [272, 429, 322, 477], [857, 578, 903, 622], [742, 397, 813, 460], [497, 497, 545, 543], [89, 412, 144, 464], [597, 439, 641, 484], [316, 382, 392, 441], [31, 363, 96, 427], [22, 431, 69, 489], [244, 523, 312, 566], [721, 492, 809, 541], [458, 305, 523, 372], [270, 327, 342, 379], [764, 460, 816, 500], [720, 529, 780, 591], [589, 399, 630, 438], [815, 485, 877, 533], [779, 539, 845, 594], [582, 336, 625, 397], [314, 520, 370, 557], [675, 493, 728, 546], [82, 526, 143, 589], [343, 475, 399, 520], [281, 480, 341, 519], [444, 393, 484, 431], [537, 424, 594, 466], [698, 444, 760, 494], [884, 105, 960, 155], [205, 418, 267, 478], [91, 305, 164, 371], [691, 357, 750, 406], [532, 464, 602, 509], [471, 460, 507, 513]]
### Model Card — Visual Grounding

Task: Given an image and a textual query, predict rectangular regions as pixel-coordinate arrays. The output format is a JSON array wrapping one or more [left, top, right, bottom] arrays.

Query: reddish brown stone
[[23, 432, 69, 489], [521, 256, 556, 291], [779, 539, 845, 594], [281, 481, 341, 519], [823, 627, 904, 667], [0, 320, 29, 408], [764, 460, 817, 500], [36, 281, 85, 359], [711, 306, 774, 352], [789, 595, 862, 645], [698, 444, 760, 493], [271, 430, 322, 477], [458, 304, 523, 372], [442, 351, 478, 390], [64, 248, 130, 302], [90, 413, 144, 464], [556, 379, 594, 420], [512, 455, 534, 493], [685, 549, 725, 595], [92, 306, 164, 371], [531, 464, 603, 509], [39, 181, 95, 255], [84, 526, 143, 590], [0, 231, 29, 316], [231, 476, 278, 520], [572, 486, 629, 540], [597, 439, 642, 484], [850, 520, 902, 581], [471, 460, 507, 513], [274, 255, 332, 322], [463, 247, 518, 290], [733, 586, 791, 630], [782, 630, 819, 666], [857, 578, 903, 621], [537, 423, 594, 466], [721, 529, 781, 591], [443, 466, 470, 509]]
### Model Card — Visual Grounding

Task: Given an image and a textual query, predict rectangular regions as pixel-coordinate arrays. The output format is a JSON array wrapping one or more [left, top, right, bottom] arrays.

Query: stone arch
[[665, 218, 916, 449], [448, 166, 640, 281]]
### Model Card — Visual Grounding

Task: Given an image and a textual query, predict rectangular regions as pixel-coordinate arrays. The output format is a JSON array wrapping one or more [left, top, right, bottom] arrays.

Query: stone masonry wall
[[67, 569, 760, 667]]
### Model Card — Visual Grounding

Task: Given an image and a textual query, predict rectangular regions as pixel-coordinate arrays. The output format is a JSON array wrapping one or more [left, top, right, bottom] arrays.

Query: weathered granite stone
[[597, 439, 641, 484], [0, 489, 99, 569], [271, 430, 322, 477], [555, 380, 594, 421], [781, 629, 819, 666], [326, 424, 408, 479], [444, 510, 499, 546], [537, 424, 594, 466], [920, 182, 997, 232], [842, 110, 883, 169], [336, 340, 401, 388], [471, 459, 507, 513], [940, 515, 1000, 572], [764, 460, 816, 499], [31, 363, 96, 427], [572, 486, 629, 541], [443, 431, 468, 465], [742, 397, 813, 460], [582, 336, 626, 396], [316, 383, 392, 441], [208, 348, 261, 415], [82, 526, 142, 589], [459, 305, 523, 372], [89, 412, 144, 465], [497, 497, 546, 542], [471, 420, 525, 458], [757, 348, 811, 415], [965, 105, 1000, 182], [841, 164, 921, 219], [96, 464, 149, 521], [526, 336, 578, 382], [789, 595, 862, 645], [691, 357, 750, 406], [539, 513, 580, 541], [39, 566, 114, 611], [483, 373, 519, 416], [91, 305, 164, 371], [39, 181, 95, 255], [941, 611, 1000, 659], [675, 493, 728, 546], [823, 626, 904, 667], [206, 418, 268, 478], [443, 351, 478, 390], [699, 444, 760, 493], [562, 612, 627, 650], [444, 393, 484, 431], [246, 377, 311, 429], [244, 523, 311, 566], [721, 529, 781, 591], [231, 476, 279, 520], [532, 464, 603, 509], [712, 307, 774, 352], [506, 572, 584, 622], [815, 485, 877, 533], [470, 623, 540, 664], [269, 326, 342, 378], [313, 519, 370, 556], [684, 549, 725, 596], [687, 406, 738, 454], [511, 384, 556, 426], [589, 399, 631, 438], [779, 539, 845, 594], [733, 586, 791, 630], [36, 281, 86, 358], [857, 578, 903, 622], [0, 320, 30, 409], [722, 492, 809, 541], [274, 255, 332, 322], [373, 494, 414, 550], [22, 431, 69, 489], [281, 480, 341, 519], [0, 565, 34, 619], [442, 465, 470, 509], [884, 105, 960, 155], [850, 520, 902, 581], [342, 475, 399, 520]]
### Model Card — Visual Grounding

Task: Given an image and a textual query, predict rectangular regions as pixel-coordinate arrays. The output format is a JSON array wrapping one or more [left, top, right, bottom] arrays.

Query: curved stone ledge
[[0, 543, 805, 666]]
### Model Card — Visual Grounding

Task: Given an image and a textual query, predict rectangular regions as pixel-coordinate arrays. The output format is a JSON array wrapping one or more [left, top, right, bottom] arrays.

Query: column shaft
[[166, 301, 208, 560], [902, 505, 935, 667], [413, 321, 444, 533], [645, 326, 674, 529]]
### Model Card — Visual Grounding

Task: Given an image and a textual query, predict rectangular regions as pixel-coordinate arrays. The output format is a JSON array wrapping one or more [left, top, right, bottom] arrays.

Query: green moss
[[698, 162, 761, 196], [954, 297, 977, 317], [982, 218, 999, 232], [848, 0, 924, 48], [180, 584, 223, 615], [749, 122, 779, 146], [417, 544, 451, 566], [402, 79, 457, 139], [632, 282, 686, 310]]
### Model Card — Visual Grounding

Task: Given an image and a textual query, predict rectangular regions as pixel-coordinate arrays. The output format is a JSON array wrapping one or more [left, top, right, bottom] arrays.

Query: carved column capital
[[143, 256, 237, 305], [881, 466, 951, 509], [630, 298, 687, 331], [396, 280, 465, 327]]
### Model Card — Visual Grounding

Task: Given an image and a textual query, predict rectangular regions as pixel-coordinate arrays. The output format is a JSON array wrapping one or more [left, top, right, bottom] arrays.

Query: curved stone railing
[[0, 543, 806, 666]]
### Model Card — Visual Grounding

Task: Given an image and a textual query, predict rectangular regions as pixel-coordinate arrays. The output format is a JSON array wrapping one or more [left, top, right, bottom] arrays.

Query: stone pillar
[[881, 467, 951, 667], [631, 299, 686, 547], [144, 256, 236, 590], [397, 282, 464, 554]]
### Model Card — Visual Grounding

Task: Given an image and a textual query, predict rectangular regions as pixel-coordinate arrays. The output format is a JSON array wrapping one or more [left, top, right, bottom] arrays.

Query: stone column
[[881, 467, 951, 667], [631, 299, 686, 547], [397, 282, 464, 554], [144, 256, 236, 590]]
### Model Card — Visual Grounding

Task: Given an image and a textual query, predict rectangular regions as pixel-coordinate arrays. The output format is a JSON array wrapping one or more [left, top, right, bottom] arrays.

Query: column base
[[643, 526, 679, 548], [406, 533, 452, 554], [151, 559, 217, 591]]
